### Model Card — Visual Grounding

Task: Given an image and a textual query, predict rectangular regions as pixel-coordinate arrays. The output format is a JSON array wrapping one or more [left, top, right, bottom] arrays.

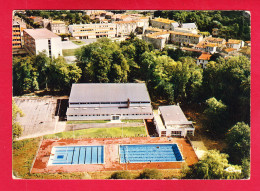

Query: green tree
[[184, 150, 241, 179], [138, 169, 163, 179], [204, 97, 228, 134], [226, 122, 250, 164], [110, 171, 132, 179]]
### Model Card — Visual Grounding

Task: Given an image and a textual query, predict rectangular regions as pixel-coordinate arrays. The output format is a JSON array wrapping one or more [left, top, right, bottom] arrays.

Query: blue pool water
[[119, 144, 183, 163], [50, 146, 104, 165]]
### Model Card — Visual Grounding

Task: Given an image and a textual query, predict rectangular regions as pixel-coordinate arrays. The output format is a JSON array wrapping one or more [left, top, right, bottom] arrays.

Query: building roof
[[198, 53, 212, 60], [152, 18, 176, 24], [170, 31, 201, 38], [171, 22, 179, 28], [181, 47, 202, 52], [159, 105, 192, 125], [227, 39, 242, 44], [69, 83, 151, 103], [115, 21, 137, 24], [223, 48, 236, 53], [51, 20, 65, 24], [24, 28, 60, 39], [181, 23, 197, 29], [146, 31, 170, 39], [204, 37, 225, 42]]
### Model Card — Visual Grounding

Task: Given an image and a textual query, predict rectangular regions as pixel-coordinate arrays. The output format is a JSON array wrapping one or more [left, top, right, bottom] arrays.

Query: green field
[[72, 40, 86, 45], [62, 49, 77, 56], [121, 119, 144, 123], [43, 126, 147, 139]]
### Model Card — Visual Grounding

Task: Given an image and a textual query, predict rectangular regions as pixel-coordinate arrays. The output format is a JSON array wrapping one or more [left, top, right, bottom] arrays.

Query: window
[[171, 131, 182, 137], [161, 131, 166, 137], [187, 130, 193, 135]]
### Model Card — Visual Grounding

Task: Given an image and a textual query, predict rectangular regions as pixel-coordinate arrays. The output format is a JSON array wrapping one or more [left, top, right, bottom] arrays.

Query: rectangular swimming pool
[[49, 146, 104, 165], [119, 144, 183, 163]]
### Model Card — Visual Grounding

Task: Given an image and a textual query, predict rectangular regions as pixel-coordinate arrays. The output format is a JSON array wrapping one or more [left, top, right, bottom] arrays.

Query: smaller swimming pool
[[119, 144, 183, 163], [49, 146, 104, 165]]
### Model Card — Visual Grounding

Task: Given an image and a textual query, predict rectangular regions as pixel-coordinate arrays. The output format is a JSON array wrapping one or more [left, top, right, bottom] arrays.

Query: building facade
[[115, 21, 137, 37], [142, 31, 170, 50], [66, 83, 154, 121], [226, 39, 245, 50], [151, 18, 176, 30], [12, 21, 22, 50], [170, 31, 203, 45], [23, 28, 63, 58], [50, 20, 68, 34], [154, 105, 195, 137], [196, 52, 212, 68], [68, 23, 117, 39]]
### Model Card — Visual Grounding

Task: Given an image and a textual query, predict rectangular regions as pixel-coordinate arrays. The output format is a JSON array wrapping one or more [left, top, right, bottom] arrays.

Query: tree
[[241, 158, 250, 179], [138, 169, 163, 179], [110, 171, 132, 179], [184, 150, 241, 179], [204, 97, 228, 135], [226, 122, 250, 164], [12, 99, 24, 139]]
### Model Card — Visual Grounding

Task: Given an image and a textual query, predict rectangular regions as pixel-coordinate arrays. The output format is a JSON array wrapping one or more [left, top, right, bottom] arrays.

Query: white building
[[50, 20, 68, 34], [170, 31, 203, 45], [142, 31, 170, 50], [66, 83, 154, 121], [151, 18, 177, 30], [196, 52, 212, 68], [226, 39, 245, 50], [173, 23, 198, 34], [23, 28, 63, 58], [115, 21, 137, 37], [68, 23, 117, 39], [154, 105, 195, 137]]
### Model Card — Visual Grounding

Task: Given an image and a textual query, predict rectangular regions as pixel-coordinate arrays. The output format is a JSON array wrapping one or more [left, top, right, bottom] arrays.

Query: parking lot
[[14, 97, 66, 140]]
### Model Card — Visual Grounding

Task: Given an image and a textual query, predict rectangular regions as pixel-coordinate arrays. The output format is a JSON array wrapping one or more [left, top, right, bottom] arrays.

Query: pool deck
[[31, 137, 198, 173]]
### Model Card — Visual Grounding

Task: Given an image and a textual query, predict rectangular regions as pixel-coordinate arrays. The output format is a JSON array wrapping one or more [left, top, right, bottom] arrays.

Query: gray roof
[[171, 22, 179, 28], [181, 23, 197, 29], [24, 28, 60, 39], [159, 105, 192, 125], [67, 106, 153, 115], [69, 83, 151, 103]]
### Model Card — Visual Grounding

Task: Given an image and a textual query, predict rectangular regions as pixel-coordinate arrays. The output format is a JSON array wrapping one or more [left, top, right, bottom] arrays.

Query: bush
[[138, 169, 163, 179], [110, 171, 132, 179]]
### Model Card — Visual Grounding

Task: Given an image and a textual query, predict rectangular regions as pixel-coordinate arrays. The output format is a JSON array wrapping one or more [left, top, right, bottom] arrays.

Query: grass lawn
[[43, 126, 147, 139], [121, 119, 144, 123], [67, 120, 109, 124], [62, 49, 77, 57], [72, 40, 86, 45]]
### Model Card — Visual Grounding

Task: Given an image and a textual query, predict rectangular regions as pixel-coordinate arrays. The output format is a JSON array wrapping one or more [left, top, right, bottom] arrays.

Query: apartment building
[[115, 21, 137, 37], [170, 31, 203, 45], [142, 31, 170, 50], [151, 18, 177, 30], [12, 21, 22, 50], [68, 23, 117, 39], [204, 36, 226, 46], [50, 20, 68, 34], [66, 83, 154, 121], [23, 28, 63, 58]]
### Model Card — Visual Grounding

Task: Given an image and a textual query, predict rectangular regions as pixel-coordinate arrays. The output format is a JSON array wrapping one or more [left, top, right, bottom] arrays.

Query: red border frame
[[2, 0, 260, 190]]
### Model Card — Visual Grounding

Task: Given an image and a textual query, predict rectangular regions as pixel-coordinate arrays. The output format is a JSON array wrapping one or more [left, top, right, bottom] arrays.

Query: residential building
[[50, 20, 68, 34], [29, 16, 43, 23], [154, 105, 195, 137], [23, 28, 63, 58], [222, 48, 238, 56], [68, 23, 117, 39], [212, 28, 219, 36], [66, 83, 154, 121], [12, 21, 22, 50], [41, 18, 51, 28], [115, 21, 137, 37], [204, 36, 226, 46], [151, 18, 177, 30], [226, 39, 244, 50], [196, 52, 212, 68], [170, 31, 203, 45], [142, 31, 170, 50], [245, 41, 251, 47]]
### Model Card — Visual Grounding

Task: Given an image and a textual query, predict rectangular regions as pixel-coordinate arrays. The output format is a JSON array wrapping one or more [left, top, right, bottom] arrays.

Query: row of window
[[70, 101, 150, 105], [68, 113, 152, 117], [161, 130, 193, 137]]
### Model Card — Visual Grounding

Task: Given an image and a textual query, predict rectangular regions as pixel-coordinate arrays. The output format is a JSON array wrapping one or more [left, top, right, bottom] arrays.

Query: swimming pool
[[49, 146, 104, 165], [119, 144, 183, 163]]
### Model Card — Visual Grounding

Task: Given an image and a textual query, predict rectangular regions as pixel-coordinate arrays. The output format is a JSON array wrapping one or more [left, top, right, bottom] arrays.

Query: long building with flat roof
[[66, 83, 153, 121]]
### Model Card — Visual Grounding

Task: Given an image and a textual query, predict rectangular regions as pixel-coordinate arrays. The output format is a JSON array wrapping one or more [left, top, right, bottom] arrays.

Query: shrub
[[138, 169, 163, 179], [110, 171, 132, 179]]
